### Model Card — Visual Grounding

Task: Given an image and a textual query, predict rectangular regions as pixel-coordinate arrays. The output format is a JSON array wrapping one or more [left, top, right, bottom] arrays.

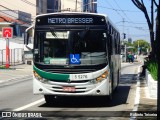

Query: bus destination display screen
[[36, 14, 106, 26]]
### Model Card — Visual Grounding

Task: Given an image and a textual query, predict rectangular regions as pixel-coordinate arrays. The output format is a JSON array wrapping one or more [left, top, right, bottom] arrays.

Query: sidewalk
[[136, 67, 157, 120], [0, 64, 33, 83]]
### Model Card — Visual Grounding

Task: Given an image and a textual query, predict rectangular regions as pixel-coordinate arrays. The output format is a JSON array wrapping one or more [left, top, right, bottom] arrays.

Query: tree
[[154, 0, 160, 116], [131, 0, 155, 58], [131, 0, 160, 117], [133, 39, 150, 54]]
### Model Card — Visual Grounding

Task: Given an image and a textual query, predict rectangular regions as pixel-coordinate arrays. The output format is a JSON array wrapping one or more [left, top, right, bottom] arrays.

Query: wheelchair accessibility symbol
[[70, 54, 80, 64]]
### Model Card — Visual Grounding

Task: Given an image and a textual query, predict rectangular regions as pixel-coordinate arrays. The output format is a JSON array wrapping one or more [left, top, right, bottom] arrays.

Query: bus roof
[[36, 12, 107, 18], [35, 12, 119, 32]]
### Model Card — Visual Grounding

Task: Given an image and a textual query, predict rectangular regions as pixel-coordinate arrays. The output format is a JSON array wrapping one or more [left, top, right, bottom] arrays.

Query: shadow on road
[[39, 74, 138, 108], [39, 85, 130, 108]]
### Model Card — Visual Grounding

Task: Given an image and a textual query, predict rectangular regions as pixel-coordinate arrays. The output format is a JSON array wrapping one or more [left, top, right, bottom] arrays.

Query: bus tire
[[115, 70, 120, 92], [108, 73, 114, 100], [44, 95, 56, 105]]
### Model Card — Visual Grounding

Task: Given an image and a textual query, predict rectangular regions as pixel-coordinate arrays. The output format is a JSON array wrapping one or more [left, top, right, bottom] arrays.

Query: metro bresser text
[[48, 18, 93, 24]]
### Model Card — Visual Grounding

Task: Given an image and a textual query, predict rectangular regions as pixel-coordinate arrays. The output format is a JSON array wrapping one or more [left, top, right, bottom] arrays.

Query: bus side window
[[107, 34, 112, 63]]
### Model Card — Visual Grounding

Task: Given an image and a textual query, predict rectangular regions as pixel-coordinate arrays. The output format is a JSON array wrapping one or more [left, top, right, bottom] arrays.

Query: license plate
[[63, 86, 76, 92], [73, 74, 88, 80]]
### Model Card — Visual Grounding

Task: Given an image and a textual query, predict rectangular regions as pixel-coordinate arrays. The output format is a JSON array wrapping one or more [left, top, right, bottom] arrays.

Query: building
[[0, 10, 31, 24], [0, 0, 88, 37], [36, 0, 48, 15], [0, 0, 47, 37], [47, 0, 60, 13], [0, 0, 36, 19], [61, 0, 82, 12], [128, 38, 132, 43], [83, 0, 97, 13], [0, 0, 48, 19], [0, 12, 31, 37]]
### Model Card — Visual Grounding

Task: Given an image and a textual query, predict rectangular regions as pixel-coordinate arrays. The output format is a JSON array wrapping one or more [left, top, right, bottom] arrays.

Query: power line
[[20, 0, 37, 7], [104, 0, 123, 19], [113, 0, 133, 22], [0, 11, 31, 25], [0, 5, 32, 25], [104, 0, 150, 39], [1, 0, 36, 18], [131, 34, 150, 37], [117, 25, 149, 31], [115, 20, 147, 25], [98, 5, 148, 13]]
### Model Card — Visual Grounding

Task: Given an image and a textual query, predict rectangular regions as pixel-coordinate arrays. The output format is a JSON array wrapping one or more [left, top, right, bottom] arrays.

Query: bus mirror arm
[[24, 26, 33, 45], [25, 45, 33, 53], [24, 32, 29, 45]]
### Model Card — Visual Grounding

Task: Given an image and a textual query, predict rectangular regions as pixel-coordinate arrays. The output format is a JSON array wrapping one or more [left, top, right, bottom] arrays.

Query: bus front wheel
[[108, 73, 114, 100]]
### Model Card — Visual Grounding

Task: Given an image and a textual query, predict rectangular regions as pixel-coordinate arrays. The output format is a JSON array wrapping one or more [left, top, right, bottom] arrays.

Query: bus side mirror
[[24, 26, 33, 45], [24, 32, 29, 45]]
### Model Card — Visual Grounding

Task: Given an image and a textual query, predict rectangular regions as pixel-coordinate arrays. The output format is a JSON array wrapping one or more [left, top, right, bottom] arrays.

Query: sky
[[97, 0, 153, 43]]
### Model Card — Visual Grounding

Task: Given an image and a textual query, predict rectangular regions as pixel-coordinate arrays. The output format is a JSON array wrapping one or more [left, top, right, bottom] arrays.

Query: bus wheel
[[109, 73, 114, 100], [115, 70, 120, 92], [108, 86, 113, 100], [44, 95, 57, 105]]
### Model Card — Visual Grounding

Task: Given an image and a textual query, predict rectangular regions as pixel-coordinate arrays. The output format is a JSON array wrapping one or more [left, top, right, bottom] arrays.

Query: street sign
[[2, 27, 13, 38], [2, 27, 13, 68]]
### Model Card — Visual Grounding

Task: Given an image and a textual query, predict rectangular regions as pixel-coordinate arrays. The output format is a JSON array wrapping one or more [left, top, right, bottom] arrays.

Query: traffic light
[[123, 33, 126, 39]]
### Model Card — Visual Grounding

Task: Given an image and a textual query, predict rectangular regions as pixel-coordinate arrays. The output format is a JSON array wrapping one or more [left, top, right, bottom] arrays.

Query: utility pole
[[122, 18, 125, 35], [138, 40, 139, 55], [122, 18, 127, 62], [75, 0, 77, 12]]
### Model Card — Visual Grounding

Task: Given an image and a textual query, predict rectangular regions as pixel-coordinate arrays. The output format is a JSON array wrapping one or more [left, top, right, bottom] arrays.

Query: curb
[[130, 65, 141, 120]]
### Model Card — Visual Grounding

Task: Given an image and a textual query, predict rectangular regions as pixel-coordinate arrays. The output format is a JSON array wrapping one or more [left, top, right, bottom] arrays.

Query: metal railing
[[0, 48, 24, 66]]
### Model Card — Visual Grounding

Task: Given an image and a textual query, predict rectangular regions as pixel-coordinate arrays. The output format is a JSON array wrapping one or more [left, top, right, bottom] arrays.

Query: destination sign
[[36, 14, 106, 26], [48, 18, 93, 24]]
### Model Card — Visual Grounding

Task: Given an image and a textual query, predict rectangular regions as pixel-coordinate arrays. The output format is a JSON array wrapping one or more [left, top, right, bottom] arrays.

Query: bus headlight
[[33, 70, 48, 83], [96, 70, 108, 82]]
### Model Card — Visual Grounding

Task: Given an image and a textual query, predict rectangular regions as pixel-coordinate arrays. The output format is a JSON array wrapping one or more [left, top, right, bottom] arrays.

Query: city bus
[[24, 12, 121, 104]]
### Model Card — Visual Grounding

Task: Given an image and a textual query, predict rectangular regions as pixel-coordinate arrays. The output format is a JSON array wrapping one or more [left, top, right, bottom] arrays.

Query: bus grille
[[42, 69, 96, 74], [44, 80, 95, 93]]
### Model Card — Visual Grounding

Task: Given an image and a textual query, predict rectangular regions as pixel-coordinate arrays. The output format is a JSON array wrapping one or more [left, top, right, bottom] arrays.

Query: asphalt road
[[0, 62, 141, 119]]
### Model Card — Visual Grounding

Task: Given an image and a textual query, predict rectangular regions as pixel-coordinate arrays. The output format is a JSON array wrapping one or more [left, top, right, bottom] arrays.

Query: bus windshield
[[34, 29, 108, 66]]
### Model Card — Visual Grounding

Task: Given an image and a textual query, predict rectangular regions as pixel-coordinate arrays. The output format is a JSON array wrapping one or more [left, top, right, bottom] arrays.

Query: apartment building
[[47, 0, 60, 13], [61, 0, 82, 12], [0, 0, 49, 19], [83, 0, 97, 13]]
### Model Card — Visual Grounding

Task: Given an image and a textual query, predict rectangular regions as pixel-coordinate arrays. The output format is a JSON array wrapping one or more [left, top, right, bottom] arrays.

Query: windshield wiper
[[49, 27, 57, 38]]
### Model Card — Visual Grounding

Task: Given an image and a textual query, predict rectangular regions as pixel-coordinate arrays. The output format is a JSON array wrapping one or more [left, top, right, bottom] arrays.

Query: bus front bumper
[[33, 77, 110, 96]]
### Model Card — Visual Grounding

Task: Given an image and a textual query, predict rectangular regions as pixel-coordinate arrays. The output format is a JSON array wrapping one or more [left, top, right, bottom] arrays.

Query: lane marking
[[0, 75, 32, 84], [130, 66, 141, 120], [13, 98, 45, 111]]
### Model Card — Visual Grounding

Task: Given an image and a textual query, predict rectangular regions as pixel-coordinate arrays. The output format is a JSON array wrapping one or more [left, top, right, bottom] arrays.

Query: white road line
[[13, 98, 45, 111], [130, 66, 141, 120], [0, 75, 32, 84]]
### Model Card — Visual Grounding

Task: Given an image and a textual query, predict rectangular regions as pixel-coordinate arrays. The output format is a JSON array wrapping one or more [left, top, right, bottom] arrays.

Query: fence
[[0, 48, 24, 66]]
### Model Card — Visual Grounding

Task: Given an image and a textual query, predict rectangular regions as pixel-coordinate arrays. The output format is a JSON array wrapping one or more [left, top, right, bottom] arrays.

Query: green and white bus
[[24, 12, 121, 104]]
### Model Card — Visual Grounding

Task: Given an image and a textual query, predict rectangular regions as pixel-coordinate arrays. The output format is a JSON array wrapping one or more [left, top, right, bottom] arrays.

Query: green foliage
[[133, 39, 150, 53], [0, 66, 6, 69], [145, 60, 158, 81], [123, 39, 150, 54]]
